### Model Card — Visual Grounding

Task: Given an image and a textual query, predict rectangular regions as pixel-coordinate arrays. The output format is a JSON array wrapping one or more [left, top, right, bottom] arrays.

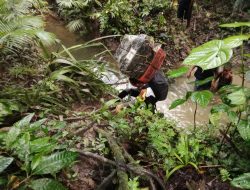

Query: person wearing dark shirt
[[118, 70, 168, 108], [187, 66, 217, 91]]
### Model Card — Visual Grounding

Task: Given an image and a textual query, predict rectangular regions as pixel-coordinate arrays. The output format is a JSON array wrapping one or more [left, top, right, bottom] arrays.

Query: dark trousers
[[177, 0, 193, 20]]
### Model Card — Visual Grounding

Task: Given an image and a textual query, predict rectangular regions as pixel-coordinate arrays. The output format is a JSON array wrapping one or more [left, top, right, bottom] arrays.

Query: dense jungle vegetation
[[0, 0, 250, 189]]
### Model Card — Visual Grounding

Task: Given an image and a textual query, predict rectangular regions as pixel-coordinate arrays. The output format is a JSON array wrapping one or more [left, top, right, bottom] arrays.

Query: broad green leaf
[[191, 90, 213, 107], [211, 104, 230, 113], [231, 173, 250, 189], [169, 99, 186, 110], [5, 127, 21, 148], [209, 112, 222, 126], [183, 40, 233, 70], [30, 137, 55, 154], [0, 156, 13, 173], [223, 35, 250, 49], [167, 67, 189, 78], [14, 133, 30, 164], [32, 151, 78, 175], [237, 120, 250, 141], [30, 118, 47, 129], [195, 76, 214, 86], [227, 111, 238, 124], [227, 89, 246, 105], [14, 113, 35, 128], [220, 22, 250, 28], [244, 53, 250, 58], [29, 178, 67, 190]]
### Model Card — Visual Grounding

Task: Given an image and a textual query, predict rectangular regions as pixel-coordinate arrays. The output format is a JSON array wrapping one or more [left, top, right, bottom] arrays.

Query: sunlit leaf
[[227, 111, 238, 125], [30, 137, 55, 154], [223, 35, 250, 49], [0, 156, 13, 173], [5, 127, 21, 148], [183, 40, 233, 70], [29, 178, 67, 190], [227, 89, 246, 105], [209, 112, 222, 126], [220, 22, 250, 28], [211, 104, 230, 113], [14, 113, 35, 128], [167, 67, 189, 78], [237, 120, 250, 141], [30, 118, 47, 129], [169, 99, 186, 110], [32, 151, 77, 175], [191, 90, 213, 107], [231, 173, 250, 189]]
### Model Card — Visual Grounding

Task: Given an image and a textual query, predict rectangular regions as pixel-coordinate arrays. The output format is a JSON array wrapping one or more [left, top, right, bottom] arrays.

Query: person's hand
[[118, 90, 128, 99], [186, 71, 192, 79]]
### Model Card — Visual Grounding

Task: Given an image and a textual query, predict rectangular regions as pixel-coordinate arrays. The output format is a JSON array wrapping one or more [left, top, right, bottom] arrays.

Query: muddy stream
[[45, 15, 249, 128]]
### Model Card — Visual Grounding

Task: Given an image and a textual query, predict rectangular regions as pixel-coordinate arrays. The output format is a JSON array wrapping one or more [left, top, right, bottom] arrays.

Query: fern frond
[[56, 0, 89, 8], [66, 19, 85, 32]]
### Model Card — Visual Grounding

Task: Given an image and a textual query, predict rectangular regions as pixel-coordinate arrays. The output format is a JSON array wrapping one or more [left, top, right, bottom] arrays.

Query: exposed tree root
[[94, 127, 129, 190], [76, 151, 166, 190], [96, 170, 117, 190]]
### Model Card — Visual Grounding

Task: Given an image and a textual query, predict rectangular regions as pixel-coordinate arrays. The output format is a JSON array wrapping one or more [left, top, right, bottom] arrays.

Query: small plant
[[220, 168, 231, 182], [0, 113, 78, 189]]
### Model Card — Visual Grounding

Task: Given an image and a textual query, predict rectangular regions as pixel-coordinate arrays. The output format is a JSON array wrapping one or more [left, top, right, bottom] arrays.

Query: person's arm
[[210, 72, 222, 92], [186, 66, 196, 78], [118, 88, 140, 99]]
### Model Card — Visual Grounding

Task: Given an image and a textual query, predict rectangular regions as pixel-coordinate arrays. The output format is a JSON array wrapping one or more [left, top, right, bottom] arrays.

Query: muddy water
[[45, 15, 102, 60], [45, 15, 250, 127]]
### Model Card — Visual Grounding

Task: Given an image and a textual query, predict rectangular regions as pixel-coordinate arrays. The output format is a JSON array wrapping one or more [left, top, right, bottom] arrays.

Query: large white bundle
[[114, 34, 155, 79]]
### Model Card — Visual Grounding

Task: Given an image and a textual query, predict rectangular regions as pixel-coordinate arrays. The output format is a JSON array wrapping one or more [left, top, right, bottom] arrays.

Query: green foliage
[[0, 156, 13, 173], [231, 173, 250, 189], [56, 0, 171, 34], [49, 43, 113, 98], [29, 178, 67, 190], [227, 89, 246, 105], [183, 35, 249, 70], [32, 151, 77, 175], [237, 120, 250, 141], [167, 66, 189, 79], [220, 169, 231, 182], [169, 90, 213, 109], [169, 98, 187, 110], [220, 22, 250, 28], [128, 177, 140, 190], [183, 40, 233, 70], [0, 114, 77, 189], [0, 10, 56, 54], [191, 90, 213, 107]]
